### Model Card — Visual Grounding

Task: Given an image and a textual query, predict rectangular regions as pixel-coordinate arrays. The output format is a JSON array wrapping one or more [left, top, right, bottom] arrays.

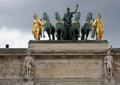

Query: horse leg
[[51, 29, 55, 40], [81, 27, 86, 40], [71, 29, 74, 40], [72, 29, 78, 40], [56, 30, 59, 40], [52, 33, 55, 40], [60, 28, 63, 40], [81, 33, 84, 40], [73, 29, 77, 40], [76, 34, 78, 40], [43, 30, 45, 38], [86, 30, 89, 40], [47, 30, 51, 40], [60, 29, 62, 40], [59, 29, 63, 40], [61, 29, 64, 40], [74, 29, 77, 40], [75, 29, 79, 40], [57, 29, 60, 40]]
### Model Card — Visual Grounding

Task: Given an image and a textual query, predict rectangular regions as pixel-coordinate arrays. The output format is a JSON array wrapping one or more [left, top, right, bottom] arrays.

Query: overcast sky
[[0, 0, 120, 48]]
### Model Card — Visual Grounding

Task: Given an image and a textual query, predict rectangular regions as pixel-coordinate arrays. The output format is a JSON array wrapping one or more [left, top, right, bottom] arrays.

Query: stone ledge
[[28, 40, 108, 44], [34, 78, 103, 85], [28, 40, 109, 53], [34, 78, 103, 82]]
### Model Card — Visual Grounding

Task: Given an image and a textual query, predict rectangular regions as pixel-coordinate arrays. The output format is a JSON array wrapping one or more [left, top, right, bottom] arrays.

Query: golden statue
[[32, 14, 43, 40], [93, 14, 104, 40]]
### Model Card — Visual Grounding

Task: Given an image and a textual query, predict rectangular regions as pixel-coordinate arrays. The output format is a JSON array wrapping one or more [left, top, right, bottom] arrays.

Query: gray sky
[[0, 0, 120, 48]]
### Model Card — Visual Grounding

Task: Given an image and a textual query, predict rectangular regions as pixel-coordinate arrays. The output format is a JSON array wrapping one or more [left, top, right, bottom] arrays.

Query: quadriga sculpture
[[71, 12, 81, 40], [55, 12, 64, 40], [81, 12, 95, 40], [42, 12, 55, 40]]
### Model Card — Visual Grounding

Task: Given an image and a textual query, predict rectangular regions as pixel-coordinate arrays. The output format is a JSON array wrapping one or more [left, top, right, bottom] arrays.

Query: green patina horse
[[42, 12, 55, 40], [81, 12, 95, 40], [55, 12, 64, 40], [71, 12, 81, 40]]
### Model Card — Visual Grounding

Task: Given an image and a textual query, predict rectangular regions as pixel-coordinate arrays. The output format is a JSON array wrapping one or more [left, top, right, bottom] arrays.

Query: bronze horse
[[42, 12, 55, 40], [81, 12, 95, 40]]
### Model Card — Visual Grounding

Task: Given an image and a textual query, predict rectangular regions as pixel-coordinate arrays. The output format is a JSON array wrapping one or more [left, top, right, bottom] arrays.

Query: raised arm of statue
[[72, 4, 78, 14]]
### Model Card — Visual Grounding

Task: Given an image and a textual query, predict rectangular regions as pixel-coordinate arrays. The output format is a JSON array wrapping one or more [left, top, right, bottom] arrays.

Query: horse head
[[43, 12, 49, 21], [55, 12, 61, 20], [87, 12, 93, 21], [74, 12, 81, 21]]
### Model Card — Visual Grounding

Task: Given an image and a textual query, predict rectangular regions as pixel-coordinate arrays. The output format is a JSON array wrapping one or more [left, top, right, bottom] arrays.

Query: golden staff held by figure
[[93, 14, 104, 40], [32, 14, 43, 40]]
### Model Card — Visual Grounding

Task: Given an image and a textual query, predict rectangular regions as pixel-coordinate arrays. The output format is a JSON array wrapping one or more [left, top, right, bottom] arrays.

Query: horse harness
[[56, 21, 63, 24], [73, 21, 80, 24], [85, 21, 91, 24], [44, 21, 51, 25]]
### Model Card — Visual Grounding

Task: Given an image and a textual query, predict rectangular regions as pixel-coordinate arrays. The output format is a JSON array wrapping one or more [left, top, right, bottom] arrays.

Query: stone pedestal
[[28, 40, 108, 53], [23, 80, 33, 85], [104, 78, 115, 85], [28, 40, 109, 85]]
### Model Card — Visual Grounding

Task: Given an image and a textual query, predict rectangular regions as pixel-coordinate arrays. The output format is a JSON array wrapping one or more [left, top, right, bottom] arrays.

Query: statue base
[[28, 40, 108, 54], [23, 80, 34, 85], [104, 78, 115, 85]]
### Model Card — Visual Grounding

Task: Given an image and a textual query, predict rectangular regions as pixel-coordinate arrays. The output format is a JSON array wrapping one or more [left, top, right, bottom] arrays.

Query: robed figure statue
[[62, 4, 78, 40]]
